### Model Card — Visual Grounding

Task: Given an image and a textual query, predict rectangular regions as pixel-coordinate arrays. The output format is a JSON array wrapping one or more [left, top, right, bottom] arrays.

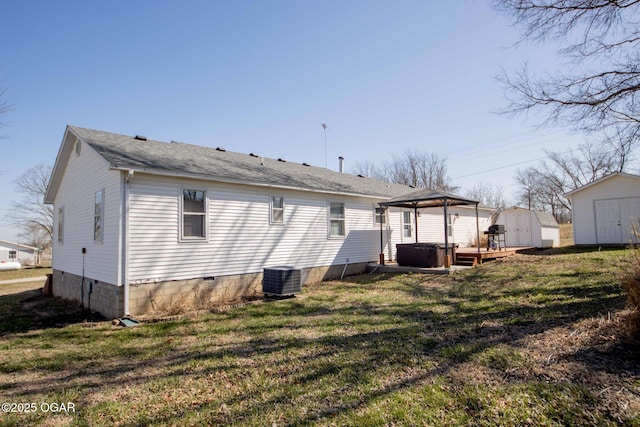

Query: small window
[[271, 196, 284, 224], [75, 141, 81, 156], [94, 189, 104, 243], [329, 202, 345, 237], [447, 214, 454, 237], [375, 207, 386, 225], [182, 189, 207, 240], [8, 250, 16, 260], [403, 211, 412, 238], [58, 206, 65, 244]]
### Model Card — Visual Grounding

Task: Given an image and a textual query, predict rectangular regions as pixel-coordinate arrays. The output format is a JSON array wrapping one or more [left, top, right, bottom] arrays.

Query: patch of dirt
[[20, 293, 106, 328]]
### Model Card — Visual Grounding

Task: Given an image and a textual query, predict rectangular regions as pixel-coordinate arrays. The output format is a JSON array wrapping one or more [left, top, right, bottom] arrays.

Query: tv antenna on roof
[[321, 123, 328, 168]]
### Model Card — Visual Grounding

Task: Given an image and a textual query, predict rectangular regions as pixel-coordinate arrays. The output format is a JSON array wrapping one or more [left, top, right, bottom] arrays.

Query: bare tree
[[494, 1, 640, 154], [7, 164, 54, 246], [351, 149, 456, 192], [514, 140, 624, 220], [464, 182, 508, 211]]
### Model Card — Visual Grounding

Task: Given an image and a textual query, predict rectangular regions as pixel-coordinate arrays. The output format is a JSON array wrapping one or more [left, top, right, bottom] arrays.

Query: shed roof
[[563, 172, 640, 197], [46, 126, 418, 202]]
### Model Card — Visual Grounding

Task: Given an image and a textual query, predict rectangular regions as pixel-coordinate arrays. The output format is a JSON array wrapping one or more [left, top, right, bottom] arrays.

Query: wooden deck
[[455, 246, 534, 264]]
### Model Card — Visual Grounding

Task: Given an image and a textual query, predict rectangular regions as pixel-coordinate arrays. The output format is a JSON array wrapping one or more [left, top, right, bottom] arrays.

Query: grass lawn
[[0, 248, 638, 426]]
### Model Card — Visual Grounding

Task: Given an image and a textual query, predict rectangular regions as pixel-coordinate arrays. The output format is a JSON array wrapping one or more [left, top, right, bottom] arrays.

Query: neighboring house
[[45, 126, 491, 318], [564, 172, 640, 245], [0, 240, 39, 265], [496, 207, 560, 248]]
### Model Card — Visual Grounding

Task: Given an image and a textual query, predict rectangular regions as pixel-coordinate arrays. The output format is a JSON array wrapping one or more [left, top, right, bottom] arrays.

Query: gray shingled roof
[[534, 210, 560, 228], [68, 126, 415, 199]]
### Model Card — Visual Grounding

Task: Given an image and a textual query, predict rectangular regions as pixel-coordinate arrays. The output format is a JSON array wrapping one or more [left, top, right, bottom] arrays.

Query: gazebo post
[[443, 197, 449, 262], [475, 203, 481, 255], [379, 205, 385, 265]]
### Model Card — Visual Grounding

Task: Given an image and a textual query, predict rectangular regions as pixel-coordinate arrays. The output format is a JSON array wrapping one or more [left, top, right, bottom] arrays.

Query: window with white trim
[[447, 214, 454, 237], [329, 202, 345, 237], [94, 189, 104, 243], [271, 196, 284, 224], [8, 250, 16, 260], [403, 211, 412, 238], [375, 207, 386, 225], [58, 206, 65, 244], [181, 189, 207, 240]]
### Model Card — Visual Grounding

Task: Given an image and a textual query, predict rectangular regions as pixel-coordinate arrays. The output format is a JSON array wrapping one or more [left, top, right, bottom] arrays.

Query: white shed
[[496, 207, 560, 248], [564, 172, 640, 245]]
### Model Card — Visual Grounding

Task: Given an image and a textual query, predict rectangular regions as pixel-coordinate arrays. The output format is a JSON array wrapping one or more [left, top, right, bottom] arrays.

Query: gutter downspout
[[413, 203, 419, 243], [122, 170, 133, 316]]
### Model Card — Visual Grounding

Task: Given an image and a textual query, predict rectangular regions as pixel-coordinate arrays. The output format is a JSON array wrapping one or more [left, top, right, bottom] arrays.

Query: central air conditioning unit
[[262, 266, 302, 296]]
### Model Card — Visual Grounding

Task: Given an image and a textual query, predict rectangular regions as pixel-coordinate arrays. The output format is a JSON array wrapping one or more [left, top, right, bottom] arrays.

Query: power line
[[451, 149, 575, 180]]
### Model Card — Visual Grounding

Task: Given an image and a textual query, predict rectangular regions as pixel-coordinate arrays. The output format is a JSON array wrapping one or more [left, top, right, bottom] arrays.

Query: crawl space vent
[[263, 266, 302, 296]]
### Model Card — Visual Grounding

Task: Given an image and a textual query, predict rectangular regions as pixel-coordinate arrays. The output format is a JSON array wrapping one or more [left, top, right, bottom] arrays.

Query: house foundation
[[52, 261, 369, 318]]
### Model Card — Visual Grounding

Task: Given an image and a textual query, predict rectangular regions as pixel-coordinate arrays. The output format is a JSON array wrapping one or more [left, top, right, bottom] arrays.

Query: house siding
[[416, 207, 491, 247], [52, 139, 122, 285], [569, 175, 640, 245], [126, 174, 389, 283]]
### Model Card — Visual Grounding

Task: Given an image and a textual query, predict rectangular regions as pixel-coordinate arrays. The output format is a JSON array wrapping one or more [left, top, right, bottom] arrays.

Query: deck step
[[456, 256, 478, 267]]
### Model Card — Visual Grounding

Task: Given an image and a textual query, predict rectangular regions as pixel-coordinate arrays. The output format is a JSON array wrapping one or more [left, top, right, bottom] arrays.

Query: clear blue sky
[[0, 0, 582, 242]]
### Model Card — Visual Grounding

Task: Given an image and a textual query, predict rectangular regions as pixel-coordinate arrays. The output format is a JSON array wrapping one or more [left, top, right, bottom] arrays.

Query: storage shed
[[496, 207, 560, 248], [564, 172, 640, 245]]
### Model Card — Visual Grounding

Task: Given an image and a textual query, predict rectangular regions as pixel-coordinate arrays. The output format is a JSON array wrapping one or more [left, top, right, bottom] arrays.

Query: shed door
[[598, 198, 640, 244], [621, 198, 640, 244], [595, 199, 622, 244], [504, 212, 531, 246]]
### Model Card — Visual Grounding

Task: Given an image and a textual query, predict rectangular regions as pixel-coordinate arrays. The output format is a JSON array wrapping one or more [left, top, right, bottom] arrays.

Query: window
[[182, 189, 207, 240], [271, 196, 284, 224], [375, 207, 386, 225], [447, 214, 454, 237], [403, 211, 412, 238], [329, 202, 345, 237], [94, 189, 104, 243], [8, 250, 16, 260], [58, 206, 64, 244]]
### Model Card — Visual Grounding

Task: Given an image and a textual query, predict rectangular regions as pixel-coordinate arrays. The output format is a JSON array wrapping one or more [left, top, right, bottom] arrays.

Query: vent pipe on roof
[[134, 135, 147, 141], [339, 156, 344, 173]]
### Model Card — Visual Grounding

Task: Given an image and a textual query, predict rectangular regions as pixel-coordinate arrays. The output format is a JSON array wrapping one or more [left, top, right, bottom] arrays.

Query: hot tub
[[396, 243, 458, 267]]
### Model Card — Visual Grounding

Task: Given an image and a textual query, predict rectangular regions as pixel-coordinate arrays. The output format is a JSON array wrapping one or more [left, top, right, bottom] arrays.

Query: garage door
[[595, 198, 640, 244]]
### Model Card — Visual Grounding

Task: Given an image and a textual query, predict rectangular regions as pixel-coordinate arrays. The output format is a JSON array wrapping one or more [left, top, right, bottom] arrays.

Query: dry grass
[[0, 247, 638, 426], [559, 223, 573, 246]]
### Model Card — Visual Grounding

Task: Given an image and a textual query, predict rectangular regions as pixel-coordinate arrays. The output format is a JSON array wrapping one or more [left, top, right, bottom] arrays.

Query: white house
[[45, 126, 490, 318], [564, 172, 640, 245], [0, 240, 39, 265], [496, 207, 560, 248]]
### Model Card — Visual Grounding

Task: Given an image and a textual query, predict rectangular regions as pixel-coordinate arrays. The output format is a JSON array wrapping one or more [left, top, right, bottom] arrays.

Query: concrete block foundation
[[52, 261, 369, 318]]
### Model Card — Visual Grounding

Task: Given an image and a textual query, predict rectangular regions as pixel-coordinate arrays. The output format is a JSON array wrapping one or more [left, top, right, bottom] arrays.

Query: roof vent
[[216, 147, 226, 152], [278, 158, 286, 162], [249, 153, 259, 157], [358, 174, 365, 178], [134, 135, 147, 141], [302, 162, 310, 167]]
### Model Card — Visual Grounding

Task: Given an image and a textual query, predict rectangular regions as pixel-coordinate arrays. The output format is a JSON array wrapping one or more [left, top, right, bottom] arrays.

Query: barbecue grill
[[484, 224, 506, 250]]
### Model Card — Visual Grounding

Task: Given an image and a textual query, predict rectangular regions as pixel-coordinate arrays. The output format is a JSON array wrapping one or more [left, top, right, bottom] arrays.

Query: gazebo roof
[[378, 189, 479, 209]]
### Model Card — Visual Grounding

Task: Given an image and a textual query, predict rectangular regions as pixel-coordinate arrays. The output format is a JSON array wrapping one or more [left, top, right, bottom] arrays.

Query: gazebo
[[378, 189, 481, 266]]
